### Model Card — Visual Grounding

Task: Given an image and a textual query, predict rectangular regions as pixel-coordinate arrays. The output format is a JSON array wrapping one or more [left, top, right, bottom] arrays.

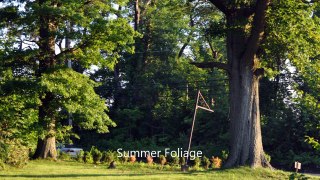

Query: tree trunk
[[223, 7, 271, 168], [32, 138, 44, 159], [33, 92, 57, 160], [225, 63, 270, 168], [40, 136, 57, 159], [192, 0, 271, 168], [33, 0, 58, 160], [32, 136, 57, 160]]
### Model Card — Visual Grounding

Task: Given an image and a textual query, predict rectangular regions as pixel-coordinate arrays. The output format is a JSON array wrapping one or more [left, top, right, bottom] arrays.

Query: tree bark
[[225, 60, 270, 168]]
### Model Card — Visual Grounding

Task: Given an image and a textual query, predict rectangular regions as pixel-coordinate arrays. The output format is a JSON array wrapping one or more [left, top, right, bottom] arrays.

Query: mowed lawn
[[0, 160, 318, 180]]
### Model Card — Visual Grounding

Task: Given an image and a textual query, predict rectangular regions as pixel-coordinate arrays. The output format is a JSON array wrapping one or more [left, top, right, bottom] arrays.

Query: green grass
[[0, 160, 318, 180]]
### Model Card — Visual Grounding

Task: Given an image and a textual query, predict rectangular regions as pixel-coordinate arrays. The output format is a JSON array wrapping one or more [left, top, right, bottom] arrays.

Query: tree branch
[[178, 39, 190, 58], [190, 61, 230, 72], [205, 35, 218, 59], [178, 13, 194, 59], [241, 0, 270, 63], [208, 0, 228, 14]]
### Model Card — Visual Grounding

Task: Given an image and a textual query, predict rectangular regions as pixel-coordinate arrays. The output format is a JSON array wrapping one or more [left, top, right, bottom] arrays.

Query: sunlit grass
[[0, 160, 318, 180]]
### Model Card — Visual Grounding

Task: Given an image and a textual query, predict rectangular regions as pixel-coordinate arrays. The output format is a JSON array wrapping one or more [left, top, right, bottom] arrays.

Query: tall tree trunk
[[225, 60, 270, 168], [33, 0, 58, 160], [223, 9, 270, 167], [194, 0, 271, 167]]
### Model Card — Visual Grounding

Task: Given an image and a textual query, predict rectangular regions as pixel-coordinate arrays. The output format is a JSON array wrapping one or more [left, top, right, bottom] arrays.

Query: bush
[[211, 156, 222, 168], [168, 152, 179, 165], [121, 151, 129, 163], [130, 155, 136, 163], [159, 155, 166, 166], [265, 153, 271, 163], [90, 146, 102, 164], [193, 157, 201, 168], [0, 141, 8, 170], [101, 151, 114, 164], [146, 155, 153, 165], [202, 156, 211, 169], [5, 140, 29, 168], [180, 157, 186, 166], [58, 151, 71, 160], [76, 150, 84, 162], [83, 151, 93, 163]]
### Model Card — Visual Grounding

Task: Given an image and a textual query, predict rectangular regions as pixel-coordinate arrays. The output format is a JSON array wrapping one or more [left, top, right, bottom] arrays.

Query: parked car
[[60, 148, 83, 157]]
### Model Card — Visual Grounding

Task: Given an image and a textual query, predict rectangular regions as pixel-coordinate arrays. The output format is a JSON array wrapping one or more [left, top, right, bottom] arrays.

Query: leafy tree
[[0, 0, 136, 159], [190, 0, 320, 168], [85, 0, 230, 156]]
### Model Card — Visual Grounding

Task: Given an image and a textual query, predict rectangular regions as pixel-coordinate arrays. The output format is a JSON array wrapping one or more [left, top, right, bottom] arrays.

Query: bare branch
[[190, 61, 230, 72]]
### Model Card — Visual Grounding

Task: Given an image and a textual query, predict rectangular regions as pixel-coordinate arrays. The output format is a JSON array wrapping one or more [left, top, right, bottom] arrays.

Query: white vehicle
[[60, 148, 83, 157]]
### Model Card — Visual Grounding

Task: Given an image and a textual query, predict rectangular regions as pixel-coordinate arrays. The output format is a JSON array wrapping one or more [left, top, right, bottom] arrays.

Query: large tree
[[190, 0, 320, 168], [0, 0, 136, 159], [191, 0, 272, 168]]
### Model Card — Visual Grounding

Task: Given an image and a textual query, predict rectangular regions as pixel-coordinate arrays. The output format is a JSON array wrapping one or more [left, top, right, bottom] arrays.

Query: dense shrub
[[58, 151, 71, 160], [76, 150, 84, 162], [0, 141, 8, 170], [193, 157, 201, 168], [83, 151, 93, 163], [168, 152, 179, 165], [121, 152, 129, 163], [90, 146, 102, 164], [202, 156, 211, 169], [5, 140, 29, 168], [101, 151, 115, 164]]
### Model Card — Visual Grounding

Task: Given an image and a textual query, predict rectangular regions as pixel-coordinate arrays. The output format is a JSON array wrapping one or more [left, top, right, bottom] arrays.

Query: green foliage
[[75, 150, 84, 163], [193, 157, 201, 168], [82, 151, 93, 164], [58, 151, 71, 161], [5, 140, 29, 168], [101, 150, 116, 164], [121, 152, 129, 163], [202, 156, 211, 169], [305, 136, 320, 152], [264, 153, 271, 164], [90, 146, 102, 164], [180, 157, 186, 166], [0, 0, 136, 155], [0, 141, 8, 170], [168, 152, 180, 166], [221, 150, 229, 161], [289, 173, 308, 180], [40, 68, 116, 134]]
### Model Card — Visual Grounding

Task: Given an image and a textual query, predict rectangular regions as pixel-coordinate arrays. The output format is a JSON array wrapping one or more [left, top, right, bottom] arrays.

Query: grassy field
[[0, 160, 318, 180]]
